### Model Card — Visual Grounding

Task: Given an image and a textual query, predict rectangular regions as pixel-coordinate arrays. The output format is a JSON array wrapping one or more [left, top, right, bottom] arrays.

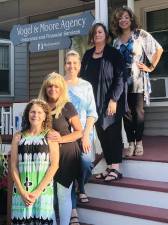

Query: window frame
[[0, 39, 14, 96], [143, 4, 168, 102]]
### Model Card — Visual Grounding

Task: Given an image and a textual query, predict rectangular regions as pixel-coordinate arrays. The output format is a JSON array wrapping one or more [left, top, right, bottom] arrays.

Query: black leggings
[[123, 93, 144, 142], [95, 119, 123, 165]]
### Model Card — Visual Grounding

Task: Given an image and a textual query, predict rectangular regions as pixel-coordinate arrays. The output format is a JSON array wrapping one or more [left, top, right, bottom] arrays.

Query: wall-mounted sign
[[10, 11, 94, 49], [29, 37, 72, 52]]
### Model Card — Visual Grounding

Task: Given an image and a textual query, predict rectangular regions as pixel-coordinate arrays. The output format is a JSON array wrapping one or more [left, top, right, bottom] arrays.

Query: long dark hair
[[111, 6, 139, 36], [21, 99, 52, 132]]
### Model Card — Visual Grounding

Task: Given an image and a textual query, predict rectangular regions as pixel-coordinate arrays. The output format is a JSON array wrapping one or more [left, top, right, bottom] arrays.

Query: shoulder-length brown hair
[[21, 99, 52, 132], [111, 6, 139, 37], [88, 22, 109, 46]]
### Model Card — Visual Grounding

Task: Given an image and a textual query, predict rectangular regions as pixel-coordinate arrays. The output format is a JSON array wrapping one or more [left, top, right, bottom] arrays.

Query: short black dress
[[52, 102, 81, 188]]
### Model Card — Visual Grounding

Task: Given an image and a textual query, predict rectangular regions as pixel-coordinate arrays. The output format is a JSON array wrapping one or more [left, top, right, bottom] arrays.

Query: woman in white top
[[111, 6, 163, 156], [64, 50, 98, 225]]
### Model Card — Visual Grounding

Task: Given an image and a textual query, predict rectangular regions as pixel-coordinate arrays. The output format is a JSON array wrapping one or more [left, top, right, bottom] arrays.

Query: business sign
[[29, 37, 72, 52], [10, 11, 94, 51]]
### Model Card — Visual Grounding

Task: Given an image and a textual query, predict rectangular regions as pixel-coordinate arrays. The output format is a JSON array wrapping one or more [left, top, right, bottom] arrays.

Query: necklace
[[94, 49, 104, 54]]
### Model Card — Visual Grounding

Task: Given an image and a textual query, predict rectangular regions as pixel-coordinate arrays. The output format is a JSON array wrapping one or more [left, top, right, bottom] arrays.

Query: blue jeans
[[54, 182, 73, 225], [71, 151, 93, 209]]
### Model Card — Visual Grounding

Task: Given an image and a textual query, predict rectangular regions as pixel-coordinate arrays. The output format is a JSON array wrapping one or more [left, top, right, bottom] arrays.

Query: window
[[0, 40, 14, 96], [146, 8, 168, 99], [147, 8, 168, 78]]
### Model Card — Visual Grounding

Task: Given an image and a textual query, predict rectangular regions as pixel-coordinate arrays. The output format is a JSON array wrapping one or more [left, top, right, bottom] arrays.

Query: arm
[[137, 29, 163, 72], [61, 115, 83, 143], [137, 47, 163, 72], [82, 117, 95, 153], [48, 115, 83, 143], [30, 137, 59, 200], [11, 133, 34, 206], [107, 49, 125, 115], [82, 83, 98, 152]]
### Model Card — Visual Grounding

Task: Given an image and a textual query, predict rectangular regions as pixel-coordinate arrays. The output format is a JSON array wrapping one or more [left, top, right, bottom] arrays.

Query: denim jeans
[[54, 182, 73, 225], [71, 151, 93, 209]]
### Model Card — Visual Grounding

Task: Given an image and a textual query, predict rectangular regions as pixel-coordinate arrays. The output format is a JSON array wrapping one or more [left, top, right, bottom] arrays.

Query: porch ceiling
[[0, 0, 94, 31]]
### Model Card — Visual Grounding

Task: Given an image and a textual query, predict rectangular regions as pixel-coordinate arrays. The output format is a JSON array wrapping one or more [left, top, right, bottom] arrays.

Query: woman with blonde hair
[[64, 50, 98, 224], [38, 72, 83, 225]]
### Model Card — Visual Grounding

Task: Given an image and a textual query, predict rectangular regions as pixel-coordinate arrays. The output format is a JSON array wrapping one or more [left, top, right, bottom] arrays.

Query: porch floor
[[123, 136, 168, 163]]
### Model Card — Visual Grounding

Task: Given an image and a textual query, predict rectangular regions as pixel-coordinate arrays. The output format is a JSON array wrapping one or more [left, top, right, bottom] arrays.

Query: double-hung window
[[0, 39, 14, 96]]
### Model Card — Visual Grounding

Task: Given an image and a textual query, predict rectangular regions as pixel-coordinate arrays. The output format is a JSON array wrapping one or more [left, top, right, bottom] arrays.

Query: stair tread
[[78, 197, 168, 223], [90, 176, 168, 192]]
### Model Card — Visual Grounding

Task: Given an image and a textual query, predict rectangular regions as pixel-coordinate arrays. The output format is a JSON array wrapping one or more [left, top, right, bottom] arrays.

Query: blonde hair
[[38, 72, 69, 118], [65, 50, 81, 63]]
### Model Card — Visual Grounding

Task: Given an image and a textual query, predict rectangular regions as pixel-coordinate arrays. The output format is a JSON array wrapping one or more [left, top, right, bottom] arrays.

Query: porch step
[[93, 158, 168, 182], [90, 176, 168, 193], [78, 197, 168, 225], [85, 176, 168, 209], [144, 106, 168, 136]]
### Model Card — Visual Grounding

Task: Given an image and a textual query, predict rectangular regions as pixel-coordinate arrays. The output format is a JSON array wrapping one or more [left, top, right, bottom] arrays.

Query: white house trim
[[0, 39, 14, 97]]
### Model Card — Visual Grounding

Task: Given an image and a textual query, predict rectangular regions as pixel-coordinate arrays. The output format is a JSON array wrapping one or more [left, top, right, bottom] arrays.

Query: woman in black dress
[[38, 72, 82, 225], [81, 23, 126, 181]]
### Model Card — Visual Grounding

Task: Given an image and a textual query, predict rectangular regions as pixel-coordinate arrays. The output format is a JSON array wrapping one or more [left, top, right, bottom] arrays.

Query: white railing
[[0, 105, 13, 135]]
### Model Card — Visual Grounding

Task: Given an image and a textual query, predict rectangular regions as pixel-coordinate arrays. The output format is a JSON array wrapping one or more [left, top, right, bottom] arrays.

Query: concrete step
[[145, 113, 168, 121], [78, 197, 168, 225], [144, 128, 168, 136], [93, 158, 168, 182], [144, 120, 168, 128], [85, 176, 168, 209]]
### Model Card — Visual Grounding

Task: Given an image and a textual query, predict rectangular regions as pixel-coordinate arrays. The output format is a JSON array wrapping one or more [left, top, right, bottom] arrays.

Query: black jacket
[[80, 44, 127, 129]]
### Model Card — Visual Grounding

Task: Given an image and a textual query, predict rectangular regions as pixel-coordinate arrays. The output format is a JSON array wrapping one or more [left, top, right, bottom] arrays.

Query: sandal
[[125, 143, 135, 157], [134, 144, 144, 156], [104, 169, 122, 182], [69, 216, 80, 225], [78, 193, 89, 203], [95, 168, 111, 179]]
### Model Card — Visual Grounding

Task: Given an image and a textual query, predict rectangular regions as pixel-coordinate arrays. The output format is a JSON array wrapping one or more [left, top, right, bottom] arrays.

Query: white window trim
[[0, 39, 14, 96], [142, 5, 168, 105], [143, 3, 168, 30]]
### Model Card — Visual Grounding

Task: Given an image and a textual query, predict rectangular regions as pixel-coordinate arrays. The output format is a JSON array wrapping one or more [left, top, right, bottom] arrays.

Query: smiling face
[[28, 104, 46, 128], [118, 11, 132, 31], [93, 25, 106, 45], [65, 55, 81, 77], [46, 83, 61, 102]]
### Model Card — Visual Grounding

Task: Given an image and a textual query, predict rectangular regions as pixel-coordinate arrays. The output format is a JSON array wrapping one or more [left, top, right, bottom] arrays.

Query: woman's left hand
[[82, 133, 91, 153], [29, 190, 41, 203], [107, 99, 117, 116], [47, 130, 62, 143], [137, 62, 153, 73]]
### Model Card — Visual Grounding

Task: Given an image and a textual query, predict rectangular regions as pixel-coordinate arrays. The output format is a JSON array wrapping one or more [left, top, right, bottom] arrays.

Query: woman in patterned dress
[[111, 6, 163, 156], [11, 99, 59, 225]]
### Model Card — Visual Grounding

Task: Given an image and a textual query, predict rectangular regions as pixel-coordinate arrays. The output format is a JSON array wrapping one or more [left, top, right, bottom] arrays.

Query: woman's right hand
[[47, 130, 62, 143], [20, 190, 35, 207]]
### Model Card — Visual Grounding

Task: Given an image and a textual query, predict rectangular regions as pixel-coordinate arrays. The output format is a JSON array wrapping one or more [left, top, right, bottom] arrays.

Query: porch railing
[[0, 105, 13, 135]]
